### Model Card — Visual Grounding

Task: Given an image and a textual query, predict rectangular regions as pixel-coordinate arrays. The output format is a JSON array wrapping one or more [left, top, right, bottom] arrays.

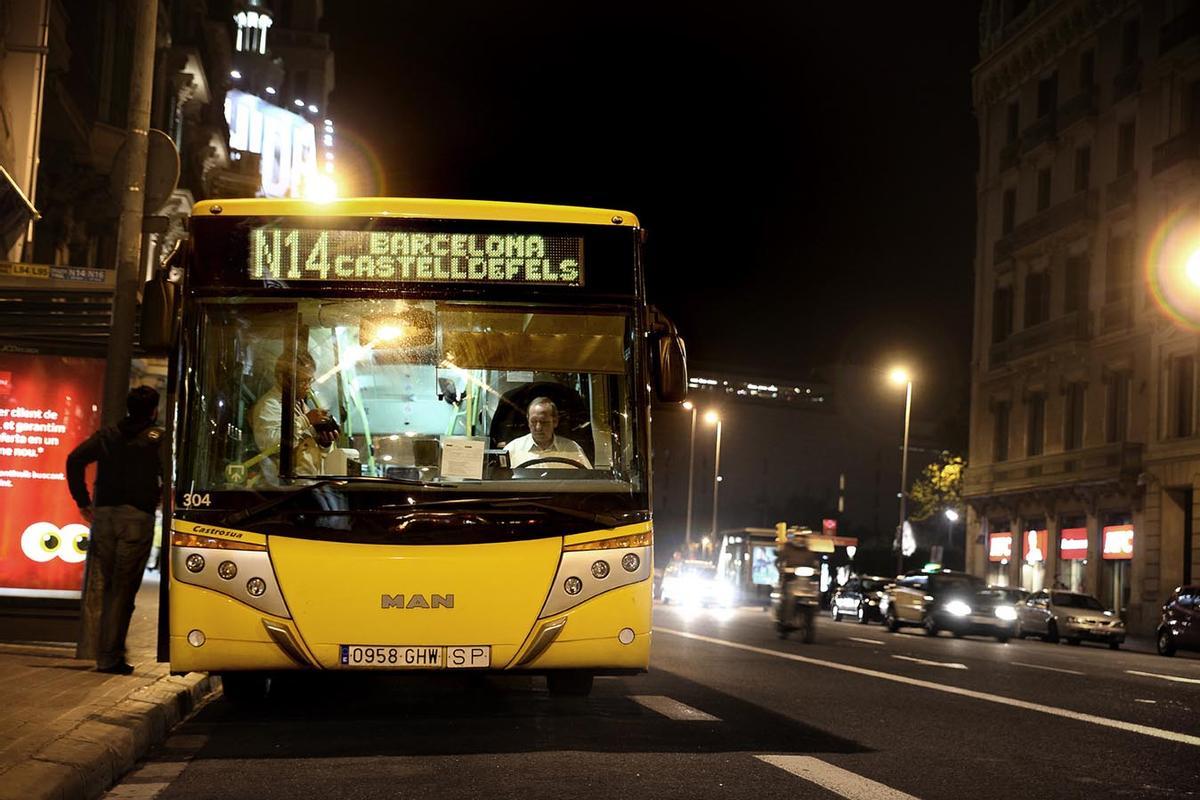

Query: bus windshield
[[183, 297, 641, 497]]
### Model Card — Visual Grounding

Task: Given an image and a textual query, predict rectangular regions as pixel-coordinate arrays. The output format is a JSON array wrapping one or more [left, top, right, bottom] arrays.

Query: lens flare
[[1147, 208, 1200, 331]]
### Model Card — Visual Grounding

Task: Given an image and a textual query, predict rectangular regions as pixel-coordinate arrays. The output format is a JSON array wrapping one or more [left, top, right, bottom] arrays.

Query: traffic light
[[775, 522, 788, 544]]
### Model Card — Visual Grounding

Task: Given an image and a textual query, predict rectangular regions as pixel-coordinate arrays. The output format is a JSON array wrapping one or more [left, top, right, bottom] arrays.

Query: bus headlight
[[217, 560, 238, 580], [564, 577, 583, 595], [622, 552, 640, 572], [246, 577, 267, 597], [540, 530, 653, 617], [591, 560, 610, 579], [185, 553, 205, 573]]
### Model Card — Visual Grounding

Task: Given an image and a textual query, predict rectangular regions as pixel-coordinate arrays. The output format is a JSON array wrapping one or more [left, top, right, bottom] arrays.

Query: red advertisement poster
[[0, 353, 104, 598], [1059, 527, 1089, 560], [1102, 525, 1135, 560], [1022, 529, 1048, 564], [988, 532, 1012, 562]]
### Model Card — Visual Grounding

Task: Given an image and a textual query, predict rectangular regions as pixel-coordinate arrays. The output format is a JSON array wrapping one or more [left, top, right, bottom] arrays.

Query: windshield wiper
[[489, 499, 627, 527], [219, 475, 450, 527]]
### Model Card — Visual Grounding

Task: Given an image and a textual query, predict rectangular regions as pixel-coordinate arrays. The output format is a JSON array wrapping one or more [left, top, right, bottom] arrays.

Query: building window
[[1002, 189, 1016, 235], [1121, 18, 1140, 68], [1079, 49, 1095, 89], [1170, 355, 1196, 438], [992, 285, 1014, 343], [1006, 102, 1019, 144], [1106, 371, 1130, 443], [1024, 270, 1050, 327], [1037, 72, 1058, 119], [1116, 122, 1136, 176], [1037, 168, 1052, 211], [994, 402, 1010, 462], [1105, 235, 1132, 304], [1064, 255, 1088, 313], [1074, 146, 1091, 192], [1027, 393, 1046, 457], [1064, 382, 1086, 450]]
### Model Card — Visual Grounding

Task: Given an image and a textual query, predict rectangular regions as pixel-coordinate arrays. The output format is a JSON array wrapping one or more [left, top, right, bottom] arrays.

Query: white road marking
[[630, 694, 720, 721], [656, 626, 1200, 747], [847, 636, 887, 645], [1135, 699, 1158, 704], [1126, 669, 1200, 686], [1012, 661, 1084, 676], [757, 755, 920, 800], [892, 654, 968, 670]]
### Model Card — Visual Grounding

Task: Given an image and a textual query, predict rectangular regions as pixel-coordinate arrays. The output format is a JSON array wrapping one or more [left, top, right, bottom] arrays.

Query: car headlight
[[1064, 616, 1079, 624], [945, 600, 972, 617], [994, 605, 1017, 621]]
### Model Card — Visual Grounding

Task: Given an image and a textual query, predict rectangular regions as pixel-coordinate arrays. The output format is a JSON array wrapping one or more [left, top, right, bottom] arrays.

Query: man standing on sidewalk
[[66, 386, 164, 675]]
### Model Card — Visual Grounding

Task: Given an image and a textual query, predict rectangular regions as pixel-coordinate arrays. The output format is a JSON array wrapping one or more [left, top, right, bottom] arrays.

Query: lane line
[[756, 755, 920, 800], [656, 626, 1200, 747], [892, 654, 968, 670], [1126, 669, 1200, 686], [1012, 661, 1084, 676], [1135, 699, 1158, 704], [847, 637, 887, 645], [629, 694, 720, 721]]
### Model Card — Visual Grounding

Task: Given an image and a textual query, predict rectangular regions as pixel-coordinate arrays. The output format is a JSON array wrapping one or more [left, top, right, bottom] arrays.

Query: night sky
[[323, 2, 980, 431]]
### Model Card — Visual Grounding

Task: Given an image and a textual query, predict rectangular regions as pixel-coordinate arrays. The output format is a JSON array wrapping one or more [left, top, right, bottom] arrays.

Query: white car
[[660, 560, 735, 608]]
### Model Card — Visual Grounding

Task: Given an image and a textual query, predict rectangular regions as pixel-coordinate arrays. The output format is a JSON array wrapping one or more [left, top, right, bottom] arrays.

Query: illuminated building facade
[[965, 0, 1200, 637]]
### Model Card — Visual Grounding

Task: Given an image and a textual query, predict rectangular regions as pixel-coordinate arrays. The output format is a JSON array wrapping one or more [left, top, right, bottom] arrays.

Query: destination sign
[[249, 228, 583, 285]]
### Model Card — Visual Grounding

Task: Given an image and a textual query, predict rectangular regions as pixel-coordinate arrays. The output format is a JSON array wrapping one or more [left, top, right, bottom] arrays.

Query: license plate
[[338, 645, 491, 669]]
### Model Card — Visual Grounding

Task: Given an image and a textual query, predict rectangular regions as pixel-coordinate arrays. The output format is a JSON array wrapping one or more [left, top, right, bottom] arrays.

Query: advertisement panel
[[751, 545, 779, 586], [0, 353, 104, 598], [1022, 529, 1048, 564], [1102, 525, 1134, 560], [988, 532, 1012, 562], [1059, 527, 1089, 560]]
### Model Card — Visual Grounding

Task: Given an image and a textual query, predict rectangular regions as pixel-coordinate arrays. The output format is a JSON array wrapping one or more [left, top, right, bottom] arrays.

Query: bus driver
[[504, 396, 592, 469], [251, 351, 337, 480]]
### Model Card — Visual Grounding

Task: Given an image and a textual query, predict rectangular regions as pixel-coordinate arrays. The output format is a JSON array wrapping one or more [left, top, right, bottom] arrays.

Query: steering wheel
[[516, 456, 589, 470]]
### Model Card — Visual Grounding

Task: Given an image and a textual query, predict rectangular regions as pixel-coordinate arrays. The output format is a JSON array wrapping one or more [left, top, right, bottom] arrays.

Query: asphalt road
[[104, 603, 1200, 800]]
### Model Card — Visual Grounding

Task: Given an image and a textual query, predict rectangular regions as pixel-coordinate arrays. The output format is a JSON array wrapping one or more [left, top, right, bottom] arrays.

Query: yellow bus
[[147, 198, 686, 702]]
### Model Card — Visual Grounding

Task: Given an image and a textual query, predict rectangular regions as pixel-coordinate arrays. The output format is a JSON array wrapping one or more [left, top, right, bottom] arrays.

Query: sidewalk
[[0, 575, 216, 800]]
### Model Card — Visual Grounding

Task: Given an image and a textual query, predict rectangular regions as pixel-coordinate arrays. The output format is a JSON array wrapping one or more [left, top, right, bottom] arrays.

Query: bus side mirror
[[648, 306, 688, 403], [140, 269, 177, 353]]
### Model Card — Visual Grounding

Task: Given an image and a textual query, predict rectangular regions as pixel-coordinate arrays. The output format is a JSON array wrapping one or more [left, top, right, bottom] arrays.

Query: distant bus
[[148, 198, 686, 701]]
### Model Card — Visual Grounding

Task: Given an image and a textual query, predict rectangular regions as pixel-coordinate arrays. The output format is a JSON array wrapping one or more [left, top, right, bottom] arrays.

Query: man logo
[[381, 593, 454, 609]]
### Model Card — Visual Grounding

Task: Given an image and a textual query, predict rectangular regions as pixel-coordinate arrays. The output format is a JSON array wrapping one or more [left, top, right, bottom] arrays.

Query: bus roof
[[190, 197, 640, 227]]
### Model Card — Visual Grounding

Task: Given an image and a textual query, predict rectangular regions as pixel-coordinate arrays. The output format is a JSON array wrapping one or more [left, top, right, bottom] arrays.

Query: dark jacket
[[66, 418, 165, 515]]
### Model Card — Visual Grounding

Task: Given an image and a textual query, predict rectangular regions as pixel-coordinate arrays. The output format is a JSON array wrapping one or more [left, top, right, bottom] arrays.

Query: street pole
[[684, 404, 697, 556], [101, 0, 158, 424], [711, 418, 723, 543], [895, 379, 912, 576]]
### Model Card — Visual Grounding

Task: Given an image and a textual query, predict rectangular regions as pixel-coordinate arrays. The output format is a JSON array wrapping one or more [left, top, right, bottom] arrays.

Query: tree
[[908, 452, 964, 522]]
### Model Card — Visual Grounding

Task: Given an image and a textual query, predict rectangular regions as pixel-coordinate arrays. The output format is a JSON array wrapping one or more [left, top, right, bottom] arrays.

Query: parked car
[[1156, 585, 1200, 657], [883, 570, 1017, 641], [1015, 590, 1125, 648], [660, 560, 735, 608], [831, 575, 891, 623]]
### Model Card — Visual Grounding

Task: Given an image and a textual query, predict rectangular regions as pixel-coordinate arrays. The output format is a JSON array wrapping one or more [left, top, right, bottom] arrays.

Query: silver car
[[1015, 590, 1126, 649]]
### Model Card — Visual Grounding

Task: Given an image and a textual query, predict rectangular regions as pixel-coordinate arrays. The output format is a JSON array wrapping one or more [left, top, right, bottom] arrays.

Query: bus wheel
[[220, 672, 271, 706], [546, 670, 594, 697]]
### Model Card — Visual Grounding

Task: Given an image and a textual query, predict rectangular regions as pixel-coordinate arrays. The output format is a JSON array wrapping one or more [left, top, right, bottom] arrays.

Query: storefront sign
[[1059, 527, 1089, 560], [1102, 525, 1134, 560], [224, 89, 317, 198], [822, 518, 837, 536], [988, 532, 1012, 562], [0, 353, 104, 598], [1022, 529, 1048, 564]]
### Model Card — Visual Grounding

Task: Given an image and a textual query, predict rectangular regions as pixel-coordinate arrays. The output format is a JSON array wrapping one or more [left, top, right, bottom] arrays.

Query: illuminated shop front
[[1101, 516, 1133, 616], [1020, 523, 1048, 592], [1057, 519, 1088, 593], [987, 526, 1012, 586]]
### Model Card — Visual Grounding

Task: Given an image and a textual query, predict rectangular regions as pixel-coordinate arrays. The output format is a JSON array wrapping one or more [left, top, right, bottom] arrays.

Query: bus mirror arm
[[647, 306, 688, 404], [140, 240, 182, 354]]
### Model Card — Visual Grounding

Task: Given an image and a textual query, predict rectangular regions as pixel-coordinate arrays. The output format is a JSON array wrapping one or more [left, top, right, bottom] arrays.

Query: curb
[[0, 672, 217, 800]]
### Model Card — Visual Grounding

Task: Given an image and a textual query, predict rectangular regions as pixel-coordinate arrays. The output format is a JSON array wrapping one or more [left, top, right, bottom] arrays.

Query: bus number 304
[[181, 493, 212, 508]]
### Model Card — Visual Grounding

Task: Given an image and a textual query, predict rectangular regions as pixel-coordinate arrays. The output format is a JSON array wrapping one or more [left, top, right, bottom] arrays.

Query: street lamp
[[944, 507, 959, 548], [705, 410, 723, 543], [889, 367, 913, 575], [682, 401, 698, 555]]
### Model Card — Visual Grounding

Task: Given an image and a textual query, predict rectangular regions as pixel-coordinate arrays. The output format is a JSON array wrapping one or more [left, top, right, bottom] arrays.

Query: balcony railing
[[1019, 112, 1057, 154], [1113, 62, 1141, 102], [1160, 7, 1200, 56], [963, 442, 1144, 499], [989, 309, 1090, 367], [1057, 86, 1097, 131], [1152, 128, 1200, 176], [1105, 171, 1136, 210], [992, 189, 1098, 263]]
